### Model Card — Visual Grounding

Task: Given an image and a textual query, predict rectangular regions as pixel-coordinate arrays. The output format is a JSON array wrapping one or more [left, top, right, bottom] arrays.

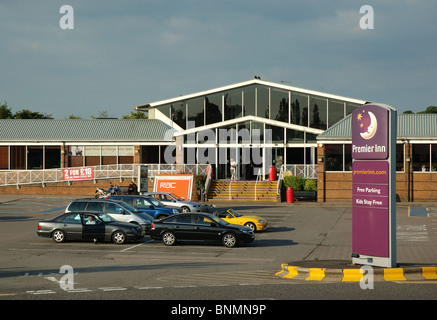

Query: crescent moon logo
[[358, 111, 378, 140]]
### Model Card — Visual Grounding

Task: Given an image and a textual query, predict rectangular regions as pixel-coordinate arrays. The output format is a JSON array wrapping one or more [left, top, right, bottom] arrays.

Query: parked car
[[150, 213, 255, 248], [108, 195, 180, 219], [213, 208, 267, 232], [141, 192, 213, 212], [37, 212, 144, 244], [65, 198, 153, 234]]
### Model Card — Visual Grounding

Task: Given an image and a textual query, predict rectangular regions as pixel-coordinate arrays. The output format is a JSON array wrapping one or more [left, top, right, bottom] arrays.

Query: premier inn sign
[[351, 104, 397, 268]]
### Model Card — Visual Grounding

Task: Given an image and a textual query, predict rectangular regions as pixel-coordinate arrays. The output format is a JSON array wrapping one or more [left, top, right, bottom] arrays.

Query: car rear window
[[68, 201, 87, 211]]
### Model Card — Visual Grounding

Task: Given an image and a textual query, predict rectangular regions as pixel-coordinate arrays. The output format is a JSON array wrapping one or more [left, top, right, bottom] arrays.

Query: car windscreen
[[145, 197, 165, 207], [96, 213, 116, 223]]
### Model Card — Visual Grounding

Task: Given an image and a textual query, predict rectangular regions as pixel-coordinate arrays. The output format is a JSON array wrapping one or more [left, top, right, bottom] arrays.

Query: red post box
[[286, 187, 294, 203], [269, 165, 277, 181]]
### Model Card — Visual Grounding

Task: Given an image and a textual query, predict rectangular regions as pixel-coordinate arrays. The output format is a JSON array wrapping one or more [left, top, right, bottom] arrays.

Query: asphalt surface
[[1, 194, 436, 281], [0, 194, 436, 307]]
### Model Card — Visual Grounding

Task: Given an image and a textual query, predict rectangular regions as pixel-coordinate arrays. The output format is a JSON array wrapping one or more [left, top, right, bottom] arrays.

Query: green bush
[[304, 179, 317, 191], [283, 176, 304, 191]]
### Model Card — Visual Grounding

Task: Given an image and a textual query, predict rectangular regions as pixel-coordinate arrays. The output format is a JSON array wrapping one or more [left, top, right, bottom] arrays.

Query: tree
[[121, 110, 148, 119], [418, 106, 437, 114], [14, 109, 53, 119], [0, 102, 14, 119]]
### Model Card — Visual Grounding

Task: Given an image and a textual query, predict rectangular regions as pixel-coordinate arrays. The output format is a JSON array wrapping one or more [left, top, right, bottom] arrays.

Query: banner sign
[[351, 104, 397, 268], [154, 174, 194, 200], [63, 167, 94, 181]]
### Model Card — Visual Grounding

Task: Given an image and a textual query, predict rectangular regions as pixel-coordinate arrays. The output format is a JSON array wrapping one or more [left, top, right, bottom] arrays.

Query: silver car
[[141, 192, 211, 213]]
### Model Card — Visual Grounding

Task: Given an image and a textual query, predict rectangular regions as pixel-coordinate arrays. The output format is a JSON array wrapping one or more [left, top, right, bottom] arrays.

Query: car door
[[133, 198, 157, 217], [105, 202, 129, 223], [59, 213, 83, 240], [82, 214, 105, 241], [191, 214, 220, 242], [169, 214, 193, 240]]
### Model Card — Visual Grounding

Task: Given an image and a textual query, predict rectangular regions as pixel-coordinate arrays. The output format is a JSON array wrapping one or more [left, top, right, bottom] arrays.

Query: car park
[[213, 208, 267, 232], [141, 192, 213, 212], [150, 212, 255, 247], [65, 198, 153, 233], [37, 212, 144, 244], [108, 195, 181, 219]]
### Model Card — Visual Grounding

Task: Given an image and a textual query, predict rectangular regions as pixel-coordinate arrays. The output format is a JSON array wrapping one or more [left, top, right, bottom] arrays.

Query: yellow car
[[215, 209, 267, 232]]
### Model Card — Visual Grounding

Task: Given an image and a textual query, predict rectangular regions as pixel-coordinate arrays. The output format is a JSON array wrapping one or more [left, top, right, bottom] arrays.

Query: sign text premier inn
[[351, 104, 397, 268]]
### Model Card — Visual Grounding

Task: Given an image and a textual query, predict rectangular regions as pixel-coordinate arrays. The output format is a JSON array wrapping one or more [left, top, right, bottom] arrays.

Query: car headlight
[[258, 220, 265, 224], [240, 228, 251, 234], [172, 209, 179, 214]]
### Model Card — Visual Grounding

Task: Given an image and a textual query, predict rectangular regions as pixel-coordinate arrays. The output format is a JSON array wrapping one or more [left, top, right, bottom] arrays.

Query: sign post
[[351, 103, 397, 268]]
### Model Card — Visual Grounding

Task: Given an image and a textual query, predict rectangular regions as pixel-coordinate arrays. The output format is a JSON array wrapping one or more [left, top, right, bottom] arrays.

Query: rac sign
[[154, 174, 194, 200], [160, 182, 176, 189]]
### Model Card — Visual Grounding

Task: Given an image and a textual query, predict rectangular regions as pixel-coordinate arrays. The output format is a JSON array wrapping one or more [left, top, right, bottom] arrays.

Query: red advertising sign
[[63, 167, 94, 180], [154, 174, 194, 200]]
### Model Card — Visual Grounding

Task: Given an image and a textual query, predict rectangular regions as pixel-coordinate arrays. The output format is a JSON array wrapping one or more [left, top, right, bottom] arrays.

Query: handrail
[[276, 165, 284, 196], [254, 168, 261, 200]]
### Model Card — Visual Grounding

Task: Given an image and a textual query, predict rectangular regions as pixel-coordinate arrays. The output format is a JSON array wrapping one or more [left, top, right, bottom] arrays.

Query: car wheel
[[156, 214, 168, 220], [244, 222, 256, 232], [162, 231, 176, 246], [52, 230, 65, 243], [181, 206, 190, 213], [222, 233, 237, 248], [112, 231, 126, 244]]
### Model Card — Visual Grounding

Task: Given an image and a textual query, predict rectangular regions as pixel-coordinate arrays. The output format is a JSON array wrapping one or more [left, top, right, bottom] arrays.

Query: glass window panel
[[0, 146, 8, 170], [271, 88, 289, 123], [265, 125, 284, 144], [310, 96, 327, 130], [45, 146, 61, 169], [396, 144, 405, 171], [205, 94, 222, 125], [346, 102, 361, 116], [171, 101, 186, 129], [345, 144, 352, 171], [237, 122, 251, 144], [218, 125, 237, 144], [286, 129, 304, 144], [328, 99, 345, 128], [156, 104, 170, 118], [28, 146, 43, 169], [325, 144, 343, 171], [243, 85, 256, 116], [187, 97, 204, 128], [291, 92, 308, 126], [306, 133, 318, 143], [412, 144, 430, 171], [286, 147, 304, 164], [224, 89, 242, 120], [251, 122, 264, 144], [432, 145, 437, 172], [256, 86, 269, 119]]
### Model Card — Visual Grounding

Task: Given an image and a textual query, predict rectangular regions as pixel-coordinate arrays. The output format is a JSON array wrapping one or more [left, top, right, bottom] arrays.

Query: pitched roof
[[135, 78, 367, 109], [317, 113, 437, 140], [0, 119, 173, 142]]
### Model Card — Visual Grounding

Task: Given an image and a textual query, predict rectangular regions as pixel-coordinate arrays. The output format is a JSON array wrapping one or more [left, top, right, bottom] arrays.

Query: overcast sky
[[1, 0, 436, 119]]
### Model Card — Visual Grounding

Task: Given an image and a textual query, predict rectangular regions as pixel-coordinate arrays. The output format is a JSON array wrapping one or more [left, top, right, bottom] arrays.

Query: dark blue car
[[108, 195, 181, 220]]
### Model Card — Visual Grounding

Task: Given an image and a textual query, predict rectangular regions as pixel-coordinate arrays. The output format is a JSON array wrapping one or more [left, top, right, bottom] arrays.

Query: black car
[[150, 213, 255, 248], [37, 212, 144, 244]]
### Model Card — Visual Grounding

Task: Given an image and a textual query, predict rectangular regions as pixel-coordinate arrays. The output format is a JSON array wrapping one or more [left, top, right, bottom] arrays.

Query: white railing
[[284, 164, 318, 179], [0, 163, 211, 187]]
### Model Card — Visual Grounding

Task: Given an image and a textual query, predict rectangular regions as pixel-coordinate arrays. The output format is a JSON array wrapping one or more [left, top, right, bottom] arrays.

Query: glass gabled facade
[[137, 79, 366, 179]]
